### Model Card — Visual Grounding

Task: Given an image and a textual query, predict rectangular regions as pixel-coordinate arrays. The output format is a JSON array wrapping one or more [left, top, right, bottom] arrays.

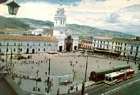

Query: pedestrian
[[67, 88, 70, 94], [76, 86, 78, 91], [57, 88, 60, 95]]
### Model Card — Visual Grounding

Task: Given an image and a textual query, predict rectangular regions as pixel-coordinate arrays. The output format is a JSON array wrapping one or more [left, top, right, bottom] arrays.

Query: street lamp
[[7, 0, 20, 15], [0, 0, 7, 4], [45, 56, 52, 94], [33, 69, 40, 92], [70, 59, 78, 82], [81, 50, 88, 95]]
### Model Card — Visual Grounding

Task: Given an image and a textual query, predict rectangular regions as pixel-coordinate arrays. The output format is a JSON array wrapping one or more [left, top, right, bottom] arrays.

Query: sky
[[0, 0, 140, 36]]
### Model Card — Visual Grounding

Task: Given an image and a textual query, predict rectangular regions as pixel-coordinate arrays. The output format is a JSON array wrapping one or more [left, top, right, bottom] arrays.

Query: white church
[[53, 7, 79, 52]]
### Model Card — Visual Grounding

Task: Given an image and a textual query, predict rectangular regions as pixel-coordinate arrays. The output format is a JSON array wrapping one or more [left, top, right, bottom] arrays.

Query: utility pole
[[127, 54, 129, 64], [5, 44, 8, 65], [81, 51, 88, 95], [10, 49, 13, 78], [70, 59, 77, 82], [135, 46, 139, 64], [5, 44, 8, 73], [33, 69, 39, 91], [47, 58, 51, 93]]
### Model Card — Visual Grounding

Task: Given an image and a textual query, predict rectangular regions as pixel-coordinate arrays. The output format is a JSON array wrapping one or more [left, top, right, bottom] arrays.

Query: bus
[[105, 68, 134, 85], [89, 65, 130, 82]]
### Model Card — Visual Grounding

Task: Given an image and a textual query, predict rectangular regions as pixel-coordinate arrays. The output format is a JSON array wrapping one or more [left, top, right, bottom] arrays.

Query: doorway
[[59, 46, 63, 52], [32, 49, 35, 54], [74, 46, 77, 50], [26, 48, 29, 54], [65, 35, 73, 52]]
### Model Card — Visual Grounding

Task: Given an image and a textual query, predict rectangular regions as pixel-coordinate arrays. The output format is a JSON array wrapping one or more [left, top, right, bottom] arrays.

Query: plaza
[[6, 51, 138, 95]]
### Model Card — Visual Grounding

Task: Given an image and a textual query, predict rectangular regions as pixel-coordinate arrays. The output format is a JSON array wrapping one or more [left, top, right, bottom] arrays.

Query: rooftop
[[0, 75, 27, 95], [0, 35, 57, 42], [93, 37, 140, 44]]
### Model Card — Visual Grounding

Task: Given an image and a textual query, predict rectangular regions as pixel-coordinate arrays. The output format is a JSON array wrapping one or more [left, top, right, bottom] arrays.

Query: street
[[68, 72, 140, 95]]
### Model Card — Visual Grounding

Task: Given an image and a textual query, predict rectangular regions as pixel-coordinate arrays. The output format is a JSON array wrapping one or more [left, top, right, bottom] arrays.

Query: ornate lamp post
[[0, 0, 7, 4], [7, 0, 20, 15]]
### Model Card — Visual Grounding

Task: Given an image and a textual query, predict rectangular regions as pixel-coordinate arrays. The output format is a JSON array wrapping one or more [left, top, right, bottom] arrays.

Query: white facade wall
[[0, 40, 58, 54], [57, 38, 65, 51], [72, 37, 79, 50], [92, 39, 140, 58]]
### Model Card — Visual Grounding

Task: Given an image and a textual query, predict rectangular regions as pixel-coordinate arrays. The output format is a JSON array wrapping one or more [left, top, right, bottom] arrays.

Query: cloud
[[0, 0, 140, 35], [17, 2, 58, 21]]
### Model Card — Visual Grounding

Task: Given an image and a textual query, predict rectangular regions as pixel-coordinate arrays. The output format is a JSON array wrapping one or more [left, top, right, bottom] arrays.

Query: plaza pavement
[[1, 52, 139, 95]]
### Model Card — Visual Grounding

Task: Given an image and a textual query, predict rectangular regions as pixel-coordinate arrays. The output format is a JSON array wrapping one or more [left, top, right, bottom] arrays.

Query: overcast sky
[[0, 0, 140, 36]]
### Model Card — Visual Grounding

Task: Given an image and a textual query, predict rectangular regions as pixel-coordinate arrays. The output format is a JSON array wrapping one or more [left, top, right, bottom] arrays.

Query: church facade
[[53, 7, 79, 52]]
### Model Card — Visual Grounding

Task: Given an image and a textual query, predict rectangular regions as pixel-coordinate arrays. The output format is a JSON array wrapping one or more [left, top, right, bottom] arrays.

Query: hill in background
[[0, 16, 135, 38], [66, 24, 135, 38]]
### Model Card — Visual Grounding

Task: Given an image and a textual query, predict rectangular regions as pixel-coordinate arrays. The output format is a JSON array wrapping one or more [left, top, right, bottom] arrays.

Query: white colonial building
[[0, 35, 57, 54], [79, 36, 140, 59]]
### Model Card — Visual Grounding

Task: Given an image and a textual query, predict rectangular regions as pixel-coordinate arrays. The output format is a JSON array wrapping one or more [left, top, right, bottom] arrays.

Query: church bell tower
[[54, 8, 66, 28]]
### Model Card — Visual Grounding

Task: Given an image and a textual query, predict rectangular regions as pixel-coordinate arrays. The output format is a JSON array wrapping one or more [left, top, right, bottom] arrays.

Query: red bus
[[105, 69, 134, 85]]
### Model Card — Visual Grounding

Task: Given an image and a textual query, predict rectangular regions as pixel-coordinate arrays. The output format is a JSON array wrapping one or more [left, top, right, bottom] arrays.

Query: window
[[44, 43, 46, 46], [48, 43, 51, 46], [27, 43, 29, 46], [13, 48, 16, 52], [7, 43, 9, 46], [0, 43, 1, 46], [38, 48, 40, 51], [20, 48, 22, 52], [6, 48, 8, 52], [14, 43, 16, 46], [44, 48, 45, 51]]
